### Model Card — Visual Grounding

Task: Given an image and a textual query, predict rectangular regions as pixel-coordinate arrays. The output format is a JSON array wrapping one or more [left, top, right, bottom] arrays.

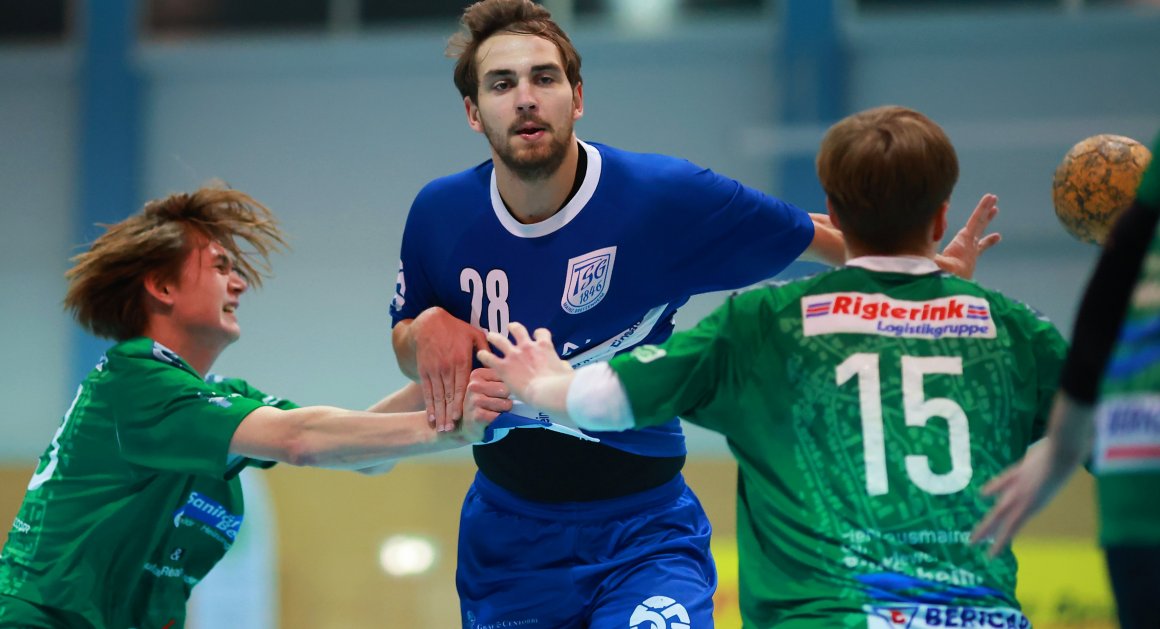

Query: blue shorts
[[456, 472, 716, 629]]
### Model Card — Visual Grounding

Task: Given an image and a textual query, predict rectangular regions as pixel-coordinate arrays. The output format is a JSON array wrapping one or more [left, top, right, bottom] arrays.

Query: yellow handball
[[1052, 133, 1152, 245]]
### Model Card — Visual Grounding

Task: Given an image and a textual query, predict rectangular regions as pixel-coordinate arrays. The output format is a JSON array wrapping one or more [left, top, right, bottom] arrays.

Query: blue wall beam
[[777, 0, 846, 216], [73, 0, 143, 385]]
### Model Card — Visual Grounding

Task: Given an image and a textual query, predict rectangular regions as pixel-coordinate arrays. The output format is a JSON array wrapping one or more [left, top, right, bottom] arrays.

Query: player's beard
[[486, 116, 572, 182]]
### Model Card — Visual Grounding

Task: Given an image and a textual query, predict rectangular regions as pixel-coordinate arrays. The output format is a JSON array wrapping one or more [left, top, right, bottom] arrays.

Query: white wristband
[[566, 363, 635, 431]]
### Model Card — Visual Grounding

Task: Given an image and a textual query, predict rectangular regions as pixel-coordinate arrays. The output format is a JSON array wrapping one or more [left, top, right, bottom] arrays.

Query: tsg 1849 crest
[[561, 246, 616, 314]]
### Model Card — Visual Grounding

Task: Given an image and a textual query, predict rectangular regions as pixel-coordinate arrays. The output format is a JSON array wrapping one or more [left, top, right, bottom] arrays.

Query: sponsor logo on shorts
[[172, 491, 243, 542], [562, 246, 616, 314], [1095, 394, 1160, 473], [464, 611, 541, 629], [11, 517, 31, 534], [865, 603, 1029, 628], [629, 596, 691, 629], [802, 293, 996, 339]]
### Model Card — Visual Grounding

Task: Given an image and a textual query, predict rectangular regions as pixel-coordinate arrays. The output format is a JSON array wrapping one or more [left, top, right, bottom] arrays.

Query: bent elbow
[[282, 433, 320, 467]]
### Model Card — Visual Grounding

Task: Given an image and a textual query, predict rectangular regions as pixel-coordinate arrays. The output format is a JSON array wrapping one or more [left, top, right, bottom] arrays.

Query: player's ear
[[143, 272, 175, 307], [932, 200, 950, 242], [572, 82, 584, 121], [826, 198, 841, 231], [465, 96, 484, 133]]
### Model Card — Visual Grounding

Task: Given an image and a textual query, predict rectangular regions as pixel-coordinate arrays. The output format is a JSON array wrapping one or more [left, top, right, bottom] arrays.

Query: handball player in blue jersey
[[388, 1, 1001, 626]]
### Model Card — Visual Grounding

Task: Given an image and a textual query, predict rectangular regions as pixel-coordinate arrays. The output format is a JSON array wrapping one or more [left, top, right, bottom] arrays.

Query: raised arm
[[933, 193, 1003, 279]]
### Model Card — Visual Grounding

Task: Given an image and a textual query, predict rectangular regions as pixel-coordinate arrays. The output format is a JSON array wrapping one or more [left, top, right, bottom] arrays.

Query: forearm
[[231, 406, 470, 469], [1043, 392, 1096, 470], [799, 214, 846, 266], [391, 319, 420, 380], [366, 381, 425, 413], [521, 373, 575, 418]]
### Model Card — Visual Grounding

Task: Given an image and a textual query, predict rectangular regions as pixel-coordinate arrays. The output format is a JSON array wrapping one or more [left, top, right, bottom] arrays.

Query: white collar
[[845, 255, 940, 275], [489, 139, 602, 239]]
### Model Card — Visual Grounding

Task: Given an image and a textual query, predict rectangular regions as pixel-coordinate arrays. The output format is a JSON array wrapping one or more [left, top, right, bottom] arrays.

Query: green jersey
[[0, 337, 295, 629], [610, 258, 1066, 628], [1094, 132, 1160, 546]]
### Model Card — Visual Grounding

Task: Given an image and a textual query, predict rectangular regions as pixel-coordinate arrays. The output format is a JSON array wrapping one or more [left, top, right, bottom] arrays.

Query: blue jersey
[[390, 140, 814, 457]]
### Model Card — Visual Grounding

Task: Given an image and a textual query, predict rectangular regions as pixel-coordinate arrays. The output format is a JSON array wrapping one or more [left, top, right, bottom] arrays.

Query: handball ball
[[1052, 134, 1152, 245]]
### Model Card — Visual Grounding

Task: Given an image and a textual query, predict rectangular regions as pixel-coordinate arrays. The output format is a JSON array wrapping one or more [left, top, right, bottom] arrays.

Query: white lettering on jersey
[[567, 304, 668, 368]]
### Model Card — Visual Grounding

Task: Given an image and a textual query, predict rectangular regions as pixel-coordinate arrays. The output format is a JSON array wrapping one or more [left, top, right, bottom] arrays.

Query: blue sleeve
[[389, 184, 442, 327], [662, 163, 815, 293]]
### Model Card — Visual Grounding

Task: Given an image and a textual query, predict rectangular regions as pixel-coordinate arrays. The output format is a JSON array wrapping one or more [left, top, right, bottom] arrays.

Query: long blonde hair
[[64, 185, 288, 340]]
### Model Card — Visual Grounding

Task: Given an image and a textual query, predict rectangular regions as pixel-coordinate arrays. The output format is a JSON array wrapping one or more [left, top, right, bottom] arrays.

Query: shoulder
[[204, 373, 256, 396], [720, 271, 832, 324], [205, 373, 291, 407], [750, 269, 837, 310], [969, 279, 1047, 320], [960, 279, 1064, 340], [589, 141, 710, 186], [411, 161, 492, 211], [104, 338, 195, 377], [98, 339, 208, 400]]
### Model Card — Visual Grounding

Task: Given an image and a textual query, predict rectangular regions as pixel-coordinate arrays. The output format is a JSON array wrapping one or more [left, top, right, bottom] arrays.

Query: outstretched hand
[[936, 194, 1003, 279], [477, 322, 573, 409]]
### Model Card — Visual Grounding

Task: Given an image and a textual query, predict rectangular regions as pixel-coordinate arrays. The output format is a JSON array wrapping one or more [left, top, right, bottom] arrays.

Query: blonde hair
[[64, 185, 287, 340]]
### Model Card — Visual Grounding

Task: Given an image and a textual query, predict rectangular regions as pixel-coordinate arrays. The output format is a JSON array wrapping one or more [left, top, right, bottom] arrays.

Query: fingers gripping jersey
[[610, 257, 1067, 627], [0, 338, 296, 629]]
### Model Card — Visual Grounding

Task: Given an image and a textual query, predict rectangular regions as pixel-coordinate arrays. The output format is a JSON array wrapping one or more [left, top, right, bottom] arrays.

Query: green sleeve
[[207, 374, 298, 472], [208, 374, 299, 410], [609, 290, 768, 435], [1028, 308, 1069, 441], [109, 359, 267, 478]]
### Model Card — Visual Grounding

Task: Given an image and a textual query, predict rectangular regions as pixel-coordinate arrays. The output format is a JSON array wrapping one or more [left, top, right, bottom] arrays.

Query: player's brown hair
[[817, 105, 959, 254], [448, 0, 582, 103], [64, 185, 287, 341]]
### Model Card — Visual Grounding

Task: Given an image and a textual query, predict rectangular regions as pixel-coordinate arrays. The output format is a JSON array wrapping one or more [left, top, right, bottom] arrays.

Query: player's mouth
[[513, 121, 548, 140], [223, 303, 238, 314]]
